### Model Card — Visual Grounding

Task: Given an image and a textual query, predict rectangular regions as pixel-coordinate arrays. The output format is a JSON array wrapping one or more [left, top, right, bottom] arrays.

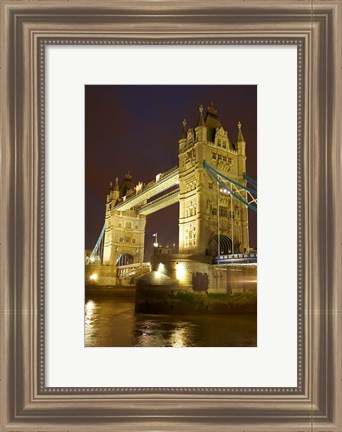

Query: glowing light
[[85, 300, 95, 316], [90, 273, 97, 281], [85, 300, 96, 329], [153, 242, 159, 247], [220, 188, 230, 194], [176, 263, 186, 282], [170, 327, 187, 347], [89, 256, 95, 263], [157, 263, 165, 273], [155, 263, 166, 279], [156, 173, 161, 181]]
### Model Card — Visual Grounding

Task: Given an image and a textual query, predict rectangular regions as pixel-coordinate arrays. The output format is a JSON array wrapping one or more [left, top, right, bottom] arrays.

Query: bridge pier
[[136, 255, 256, 315], [150, 254, 256, 294]]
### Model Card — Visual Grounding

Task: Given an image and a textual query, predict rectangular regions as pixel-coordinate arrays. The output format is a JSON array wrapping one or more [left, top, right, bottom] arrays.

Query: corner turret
[[179, 119, 187, 151], [236, 121, 246, 156], [195, 105, 207, 141], [113, 177, 120, 202]]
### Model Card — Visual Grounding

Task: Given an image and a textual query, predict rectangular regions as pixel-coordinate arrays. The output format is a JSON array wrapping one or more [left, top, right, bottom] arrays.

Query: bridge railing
[[116, 262, 151, 279], [113, 165, 179, 211], [214, 253, 257, 264], [116, 262, 151, 270]]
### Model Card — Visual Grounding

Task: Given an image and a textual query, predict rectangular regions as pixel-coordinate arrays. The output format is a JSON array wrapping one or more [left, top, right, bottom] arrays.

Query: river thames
[[85, 290, 257, 347]]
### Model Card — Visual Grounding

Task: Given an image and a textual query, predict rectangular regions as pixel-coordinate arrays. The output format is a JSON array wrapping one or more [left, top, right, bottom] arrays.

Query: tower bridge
[[89, 103, 257, 269]]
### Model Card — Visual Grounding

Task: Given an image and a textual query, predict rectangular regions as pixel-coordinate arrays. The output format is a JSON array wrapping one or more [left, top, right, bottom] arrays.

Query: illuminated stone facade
[[102, 103, 250, 266], [178, 104, 249, 256], [102, 174, 146, 266]]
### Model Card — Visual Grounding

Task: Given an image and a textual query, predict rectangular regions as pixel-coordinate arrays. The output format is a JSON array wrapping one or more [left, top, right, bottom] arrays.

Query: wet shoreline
[[85, 289, 257, 347]]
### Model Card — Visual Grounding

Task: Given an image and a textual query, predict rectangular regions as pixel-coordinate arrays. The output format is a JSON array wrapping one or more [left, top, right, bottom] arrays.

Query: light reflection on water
[[85, 292, 257, 348], [133, 319, 195, 347]]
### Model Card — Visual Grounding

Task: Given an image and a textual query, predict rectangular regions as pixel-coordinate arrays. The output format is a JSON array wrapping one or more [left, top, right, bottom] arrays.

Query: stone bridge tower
[[102, 173, 146, 266], [178, 103, 249, 257]]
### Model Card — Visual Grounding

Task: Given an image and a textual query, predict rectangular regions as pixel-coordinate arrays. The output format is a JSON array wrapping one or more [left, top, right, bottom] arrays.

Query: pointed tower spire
[[237, 121, 245, 142], [112, 176, 120, 202], [181, 118, 187, 139], [197, 105, 205, 126], [114, 176, 119, 191], [207, 101, 218, 117]]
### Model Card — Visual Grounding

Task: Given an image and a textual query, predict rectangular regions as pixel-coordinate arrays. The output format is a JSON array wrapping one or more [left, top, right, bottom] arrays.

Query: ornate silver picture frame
[[1, 1, 341, 430]]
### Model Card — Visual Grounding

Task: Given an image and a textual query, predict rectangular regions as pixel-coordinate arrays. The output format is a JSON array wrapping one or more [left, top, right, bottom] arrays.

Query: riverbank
[[86, 285, 257, 315], [85, 290, 257, 347], [135, 285, 257, 315]]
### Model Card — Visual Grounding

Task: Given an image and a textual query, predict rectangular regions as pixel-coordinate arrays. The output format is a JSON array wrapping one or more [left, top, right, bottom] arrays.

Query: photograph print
[[85, 85, 257, 348]]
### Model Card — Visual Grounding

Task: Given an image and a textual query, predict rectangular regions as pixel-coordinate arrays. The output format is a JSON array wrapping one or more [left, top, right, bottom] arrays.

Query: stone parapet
[[150, 254, 256, 293], [85, 264, 117, 286]]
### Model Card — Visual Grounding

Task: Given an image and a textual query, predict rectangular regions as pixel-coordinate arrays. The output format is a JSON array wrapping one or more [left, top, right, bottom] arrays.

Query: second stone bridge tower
[[178, 103, 249, 257]]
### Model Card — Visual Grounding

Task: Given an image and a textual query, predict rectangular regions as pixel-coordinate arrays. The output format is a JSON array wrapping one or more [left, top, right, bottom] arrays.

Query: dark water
[[85, 290, 257, 347]]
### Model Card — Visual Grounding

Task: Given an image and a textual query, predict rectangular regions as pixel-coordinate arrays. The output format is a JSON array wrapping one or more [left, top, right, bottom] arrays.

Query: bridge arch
[[116, 253, 134, 266], [208, 234, 232, 256]]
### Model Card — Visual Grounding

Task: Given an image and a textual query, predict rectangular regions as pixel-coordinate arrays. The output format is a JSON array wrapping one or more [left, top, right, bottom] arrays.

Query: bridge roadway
[[116, 254, 257, 280], [214, 253, 257, 265], [113, 165, 179, 212], [137, 188, 179, 216]]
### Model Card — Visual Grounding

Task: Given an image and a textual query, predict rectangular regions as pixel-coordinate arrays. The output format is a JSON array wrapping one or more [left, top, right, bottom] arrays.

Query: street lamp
[[152, 232, 158, 247]]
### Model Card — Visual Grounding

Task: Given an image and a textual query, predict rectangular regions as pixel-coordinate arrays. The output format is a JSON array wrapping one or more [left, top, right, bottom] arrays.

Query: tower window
[[212, 153, 217, 160], [220, 206, 228, 218]]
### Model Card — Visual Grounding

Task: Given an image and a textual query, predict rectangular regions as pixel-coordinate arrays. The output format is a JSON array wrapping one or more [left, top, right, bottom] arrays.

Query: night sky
[[85, 85, 257, 259]]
